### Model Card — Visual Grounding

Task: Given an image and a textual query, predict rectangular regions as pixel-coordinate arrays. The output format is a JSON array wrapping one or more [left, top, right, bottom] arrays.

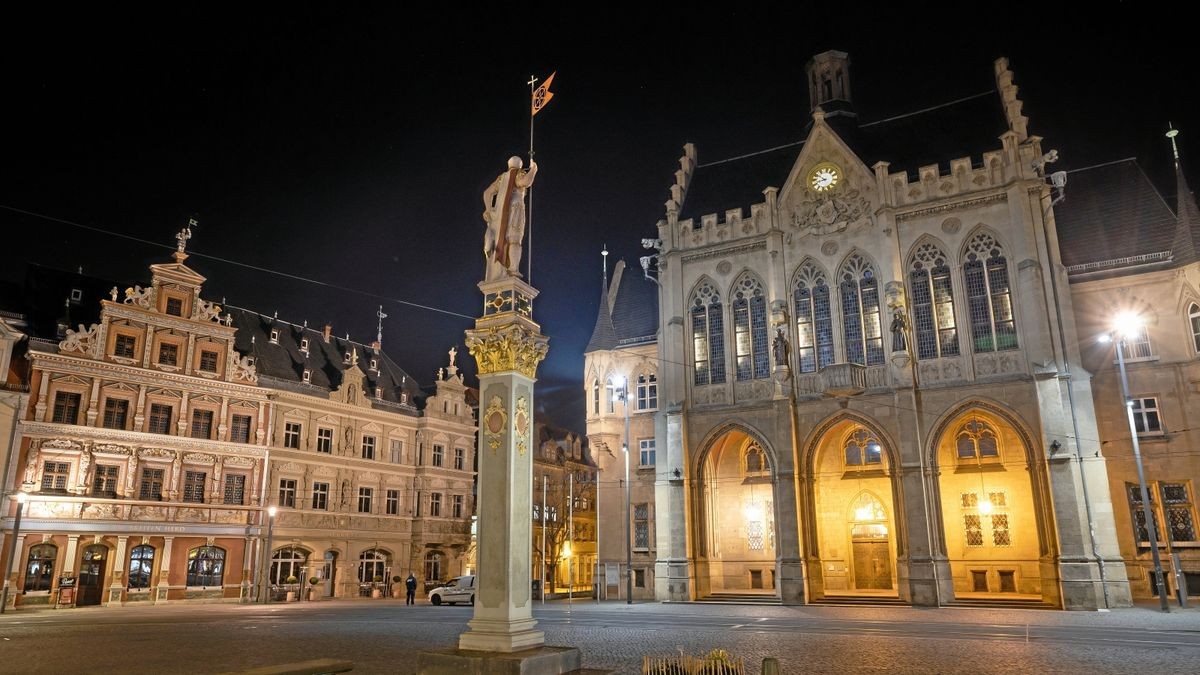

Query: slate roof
[[1170, 158, 1200, 266], [610, 263, 659, 345], [583, 283, 617, 353], [678, 90, 1008, 223], [1054, 159, 1178, 271]]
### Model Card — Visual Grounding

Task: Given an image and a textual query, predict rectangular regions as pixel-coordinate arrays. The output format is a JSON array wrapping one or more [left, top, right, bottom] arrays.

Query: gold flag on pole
[[531, 71, 556, 116]]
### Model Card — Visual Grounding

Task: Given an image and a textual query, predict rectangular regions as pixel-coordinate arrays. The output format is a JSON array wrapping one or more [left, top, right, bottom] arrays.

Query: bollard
[[762, 657, 780, 675]]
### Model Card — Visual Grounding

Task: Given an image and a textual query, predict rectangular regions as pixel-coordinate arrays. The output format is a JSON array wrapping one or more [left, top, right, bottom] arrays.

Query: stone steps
[[808, 594, 909, 607], [694, 592, 783, 605]]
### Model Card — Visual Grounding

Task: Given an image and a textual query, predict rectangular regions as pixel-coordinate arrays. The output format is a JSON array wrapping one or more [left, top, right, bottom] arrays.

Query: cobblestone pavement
[[1, 599, 1198, 674]]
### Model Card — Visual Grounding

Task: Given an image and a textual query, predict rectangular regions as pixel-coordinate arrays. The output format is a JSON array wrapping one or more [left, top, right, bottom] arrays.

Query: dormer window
[[165, 297, 183, 316], [375, 387, 383, 398], [269, 329, 279, 344], [343, 352, 352, 365], [370, 359, 378, 371], [299, 338, 309, 354], [70, 288, 82, 303], [302, 369, 311, 383]]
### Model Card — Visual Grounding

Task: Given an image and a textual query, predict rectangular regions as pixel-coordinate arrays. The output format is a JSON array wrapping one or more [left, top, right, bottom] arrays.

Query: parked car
[[428, 575, 476, 606]]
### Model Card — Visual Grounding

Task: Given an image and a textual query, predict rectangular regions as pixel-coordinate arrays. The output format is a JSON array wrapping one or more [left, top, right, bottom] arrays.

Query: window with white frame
[[432, 444, 444, 467], [357, 487, 373, 513], [909, 242, 960, 359], [284, 422, 302, 449], [1121, 325, 1154, 360], [690, 280, 726, 385], [430, 492, 442, 517], [316, 427, 333, 453], [639, 438, 655, 467], [386, 489, 400, 515], [605, 377, 616, 414], [279, 478, 297, 507], [591, 379, 600, 415], [361, 435, 376, 460], [454, 447, 465, 471], [390, 439, 403, 463], [1190, 303, 1200, 354], [1131, 397, 1163, 435], [312, 482, 329, 510], [636, 373, 657, 410]]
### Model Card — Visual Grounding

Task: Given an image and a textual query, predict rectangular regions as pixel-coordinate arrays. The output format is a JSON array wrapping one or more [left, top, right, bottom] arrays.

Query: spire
[[1169, 125, 1200, 266], [584, 271, 618, 354], [376, 305, 388, 347]]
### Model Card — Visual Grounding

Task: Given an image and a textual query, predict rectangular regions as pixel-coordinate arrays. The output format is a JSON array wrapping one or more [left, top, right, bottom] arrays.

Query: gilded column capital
[[465, 324, 549, 379]]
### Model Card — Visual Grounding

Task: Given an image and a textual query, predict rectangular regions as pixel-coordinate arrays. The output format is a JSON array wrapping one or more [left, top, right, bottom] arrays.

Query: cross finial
[[1168, 123, 1181, 161], [376, 305, 388, 345], [527, 74, 539, 89]]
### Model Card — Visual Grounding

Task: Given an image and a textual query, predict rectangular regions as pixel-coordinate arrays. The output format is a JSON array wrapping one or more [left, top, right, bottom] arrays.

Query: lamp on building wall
[[612, 375, 632, 605], [1, 492, 29, 614], [1099, 311, 1169, 611]]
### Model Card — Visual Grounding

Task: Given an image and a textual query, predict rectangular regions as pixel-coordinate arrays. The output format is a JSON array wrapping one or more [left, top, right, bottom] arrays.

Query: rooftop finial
[[176, 217, 197, 254], [376, 305, 388, 346], [1168, 123, 1181, 162], [602, 244, 609, 289]]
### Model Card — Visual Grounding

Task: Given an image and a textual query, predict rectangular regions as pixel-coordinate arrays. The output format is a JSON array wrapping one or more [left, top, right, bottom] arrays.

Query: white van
[[428, 575, 476, 606]]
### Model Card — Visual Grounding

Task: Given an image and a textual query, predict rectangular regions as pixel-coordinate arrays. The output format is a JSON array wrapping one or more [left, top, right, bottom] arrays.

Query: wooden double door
[[852, 540, 892, 590], [77, 545, 109, 606]]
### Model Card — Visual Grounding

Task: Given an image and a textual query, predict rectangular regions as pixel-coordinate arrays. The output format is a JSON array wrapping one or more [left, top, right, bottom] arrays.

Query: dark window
[[386, 489, 400, 515], [429, 492, 442, 517], [279, 479, 297, 507], [114, 334, 138, 358], [158, 343, 178, 366], [41, 461, 70, 492], [453, 494, 464, 518], [634, 568, 646, 588], [102, 398, 129, 430], [223, 474, 245, 505], [316, 428, 333, 453], [312, 482, 329, 510], [284, 422, 302, 449], [1162, 482, 1197, 542], [186, 546, 225, 587], [51, 392, 81, 424], [199, 350, 219, 372], [91, 464, 119, 497], [454, 447, 465, 471], [634, 503, 650, 548], [432, 445, 444, 467], [165, 297, 184, 316], [358, 487, 373, 513], [183, 470, 206, 503], [362, 436, 376, 460], [844, 428, 883, 466], [23, 544, 57, 592], [139, 468, 165, 500], [128, 545, 154, 590], [230, 414, 252, 443], [191, 409, 214, 439], [148, 404, 173, 434]]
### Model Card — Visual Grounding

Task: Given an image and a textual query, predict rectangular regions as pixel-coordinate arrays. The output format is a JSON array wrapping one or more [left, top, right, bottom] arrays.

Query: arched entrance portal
[[932, 407, 1052, 602], [695, 427, 780, 598], [806, 419, 901, 598]]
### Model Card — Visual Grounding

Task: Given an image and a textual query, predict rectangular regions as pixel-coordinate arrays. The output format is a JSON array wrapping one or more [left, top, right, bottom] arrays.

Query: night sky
[[3, 7, 1195, 433]]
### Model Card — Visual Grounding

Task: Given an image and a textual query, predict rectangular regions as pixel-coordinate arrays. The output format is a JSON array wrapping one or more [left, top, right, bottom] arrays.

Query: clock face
[[810, 164, 840, 192]]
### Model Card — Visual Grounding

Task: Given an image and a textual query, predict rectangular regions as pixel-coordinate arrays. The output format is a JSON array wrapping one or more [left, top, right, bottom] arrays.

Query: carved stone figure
[[773, 327, 790, 367], [791, 186, 870, 236], [194, 299, 223, 322], [482, 157, 538, 281], [340, 479, 351, 508], [231, 353, 258, 383], [109, 287, 119, 302], [124, 285, 153, 308], [891, 309, 908, 352], [59, 323, 102, 358]]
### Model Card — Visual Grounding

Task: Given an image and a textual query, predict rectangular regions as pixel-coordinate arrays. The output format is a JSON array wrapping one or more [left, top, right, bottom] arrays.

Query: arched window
[[271, 547, 309, 585], [605, 376, 616, 414], [793, 262, 835, 373], [186, 546, 225, 587], [690, 281, 726, 385], [956, 419, 1000, 461], [128, 544, 154, 590], [1190, 304, 1200, 354], [591, 379, 600, 415], [23, 544, 56, 592], [744, 442, 770, 476], [839, 254, 884, 365], [731, 274, 769, 380], [844, 428, 883, 467], [358, 548, 388, 583], [963, 232, 1017, 352], [424, 551, 443, 583], [910, 243, 960, 359], [636, 373, 657, 410]]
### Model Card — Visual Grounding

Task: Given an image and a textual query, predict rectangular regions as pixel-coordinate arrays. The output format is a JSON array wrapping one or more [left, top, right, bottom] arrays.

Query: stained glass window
[[964, 232, 1017, 353], [691, 281, 725, 385], [910, 242, 959, 359], [839, 254, 884, 365], [793, 261, 835, 373]]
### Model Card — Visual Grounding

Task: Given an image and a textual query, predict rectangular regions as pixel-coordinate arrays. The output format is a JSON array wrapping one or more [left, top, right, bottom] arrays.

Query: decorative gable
[[779, 112, 877, 239]]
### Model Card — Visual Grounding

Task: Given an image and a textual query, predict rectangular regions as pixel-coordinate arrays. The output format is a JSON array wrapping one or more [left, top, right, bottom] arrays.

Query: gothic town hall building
[[587, 51, 1200, 610]]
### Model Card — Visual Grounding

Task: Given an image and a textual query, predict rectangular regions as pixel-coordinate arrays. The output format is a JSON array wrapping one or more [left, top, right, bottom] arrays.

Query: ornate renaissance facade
[[1, 244, 474, 609], [585, 51, 1192, 610]]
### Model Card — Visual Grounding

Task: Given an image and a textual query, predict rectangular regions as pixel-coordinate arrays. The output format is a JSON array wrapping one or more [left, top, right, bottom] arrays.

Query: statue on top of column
[[482, 156, 538, 281]]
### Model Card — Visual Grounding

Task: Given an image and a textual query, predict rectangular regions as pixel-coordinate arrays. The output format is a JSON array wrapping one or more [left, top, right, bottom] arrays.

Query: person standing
[[405, 573, 417, 605]]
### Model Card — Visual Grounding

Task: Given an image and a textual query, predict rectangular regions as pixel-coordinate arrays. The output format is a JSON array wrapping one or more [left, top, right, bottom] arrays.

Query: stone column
[[110, 536, 128, 605], [459, 275, 549, 653], [241, 536, 254, 602], [156, 536, 174, 603], [62, 535, 80, 575]]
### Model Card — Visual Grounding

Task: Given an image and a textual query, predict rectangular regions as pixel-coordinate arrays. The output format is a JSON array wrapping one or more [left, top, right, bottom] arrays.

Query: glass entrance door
[[77, 545, 108, 606], [322, 551, 337, 597]]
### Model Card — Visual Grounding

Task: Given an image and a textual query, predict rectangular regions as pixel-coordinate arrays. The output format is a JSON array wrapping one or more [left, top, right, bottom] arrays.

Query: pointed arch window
[[690, 281, 726, 385], [591, 379, 600, 416], [910, 243, 960, 359], [956, 419, 1000, 462], [744, 442, 771, 476], [844, 428, 883, 467], [1191, 304, 1200, 354], [839, 254, 884, 365], [793, 262, 835, 373], [732, 274, 769, 380], [963, 233, 1017, 352], [605, 377, 616, 414]]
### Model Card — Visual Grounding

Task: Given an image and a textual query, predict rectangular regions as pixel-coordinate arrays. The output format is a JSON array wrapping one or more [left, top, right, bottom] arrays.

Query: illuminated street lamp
[[1, 492, 29, 614], [612, 375, 632, 604], [1099, 312, 1169, 612], [260, 505, 278, 604]]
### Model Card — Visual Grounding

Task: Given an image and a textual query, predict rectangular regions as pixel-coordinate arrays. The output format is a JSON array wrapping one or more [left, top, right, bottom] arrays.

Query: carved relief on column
[[134, 385, 147, 432], [76, 442, 94, 493], [35, 373, 50, 422], [86, 378, 101, 427], [177, 392, 190, 436], [63, 535, 81, 574], [22, 439, 42, 487], [212, 460, 225, 502], [169, 454, 183, 501], [113, 536, 129, 581], [125, 451, 139, 495], [185, 334, 196, 376], [251, 459, 262, 504], [256, 401, 266, 444], [142, 327, 155, 369], [157, 536, 174, 602], [218, 397, 229, 441], [464, 324, 549, 379]]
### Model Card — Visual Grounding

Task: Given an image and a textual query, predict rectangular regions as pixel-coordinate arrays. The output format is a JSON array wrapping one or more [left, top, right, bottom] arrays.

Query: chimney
[[323, 324, 332, 343], [371, 340, 381, 352]]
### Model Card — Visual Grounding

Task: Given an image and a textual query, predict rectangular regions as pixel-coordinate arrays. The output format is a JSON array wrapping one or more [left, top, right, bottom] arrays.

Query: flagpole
[[526, 74, 537, 284]]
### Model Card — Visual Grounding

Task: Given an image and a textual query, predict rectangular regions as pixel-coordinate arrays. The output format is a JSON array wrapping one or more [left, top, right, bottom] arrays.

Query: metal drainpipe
[[1039, 184, 1111, 609]]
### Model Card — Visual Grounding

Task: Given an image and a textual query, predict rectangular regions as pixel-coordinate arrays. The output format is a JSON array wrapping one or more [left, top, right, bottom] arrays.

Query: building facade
[[531, 419, 597, 596], [1, 245, 474, 609], [587, 52, 1138, 610]]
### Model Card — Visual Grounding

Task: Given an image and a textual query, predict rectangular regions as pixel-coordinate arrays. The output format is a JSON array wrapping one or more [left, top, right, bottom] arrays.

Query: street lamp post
[[614, 376, 632, 605], [1, 492, 28, 614], [260, 505, 277, 604], [1104, 315, 1169, 612]]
